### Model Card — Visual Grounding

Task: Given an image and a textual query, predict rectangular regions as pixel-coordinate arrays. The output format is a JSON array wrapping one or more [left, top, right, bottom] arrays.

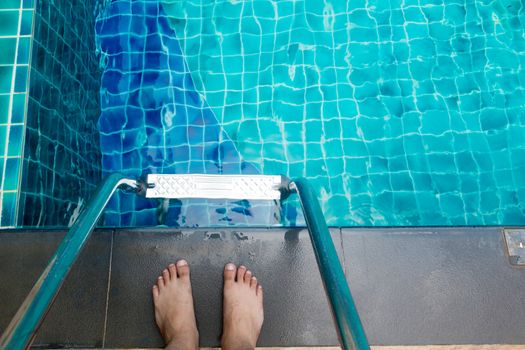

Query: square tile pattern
[[123, 0, 525, 227], [4, 0, 525, 228], [0, 0, 33, 227], [17, 0, 102, 227]]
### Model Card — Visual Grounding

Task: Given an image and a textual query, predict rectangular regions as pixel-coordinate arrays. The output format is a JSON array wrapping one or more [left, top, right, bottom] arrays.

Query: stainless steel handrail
[[289, 178, 370, 350]]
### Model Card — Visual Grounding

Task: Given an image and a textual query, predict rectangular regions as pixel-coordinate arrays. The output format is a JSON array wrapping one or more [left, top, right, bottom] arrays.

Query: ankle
[[221, 334, 256, 350], [163, 324, 199, 345], [165, 334, 199, 350]]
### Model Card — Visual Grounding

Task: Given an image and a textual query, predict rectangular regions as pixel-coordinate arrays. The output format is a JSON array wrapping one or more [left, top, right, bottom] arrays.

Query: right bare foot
[[152, 259, 199, 350], [221, 263, 264, 350]]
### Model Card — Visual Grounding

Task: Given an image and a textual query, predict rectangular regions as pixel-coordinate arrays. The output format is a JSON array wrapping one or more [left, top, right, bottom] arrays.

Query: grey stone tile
[[0, 229, 112, 348], [4, 226, 525, 347], [0, 231, 62, 335], [104, 228, 342, 348], [341, 227, 525, 345]]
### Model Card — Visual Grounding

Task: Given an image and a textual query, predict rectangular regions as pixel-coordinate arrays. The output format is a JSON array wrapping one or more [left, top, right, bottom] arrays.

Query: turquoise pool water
[[95, 0, 525, 227]]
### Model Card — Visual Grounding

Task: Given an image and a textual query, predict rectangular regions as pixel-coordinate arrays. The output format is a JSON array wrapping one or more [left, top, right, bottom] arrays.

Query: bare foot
[[222, 263, 264, 350], [152, 260, 199, 350]]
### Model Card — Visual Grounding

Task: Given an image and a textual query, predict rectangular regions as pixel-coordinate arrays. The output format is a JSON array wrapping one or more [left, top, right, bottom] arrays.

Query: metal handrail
[[0, 174, 139, 350], [290, 178, 370, 350]]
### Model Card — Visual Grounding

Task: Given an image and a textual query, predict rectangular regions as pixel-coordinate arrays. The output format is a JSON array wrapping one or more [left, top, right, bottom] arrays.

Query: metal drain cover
[[503, 229, 525, 266]]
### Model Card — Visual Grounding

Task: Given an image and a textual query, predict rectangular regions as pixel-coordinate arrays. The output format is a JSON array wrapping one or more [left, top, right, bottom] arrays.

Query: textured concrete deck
[[0, 227, 524, 348]]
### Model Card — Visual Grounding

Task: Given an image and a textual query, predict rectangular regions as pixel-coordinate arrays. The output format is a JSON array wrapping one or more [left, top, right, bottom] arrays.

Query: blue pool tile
[[0, 11, 19, 36], [13, 0, 103, 227], [16, 37, 30, 64], [10, 93, 25, 123], [0, 66, 13, 93], [0, 0, 20, 9], [0, 95, 9, 124], [0, 38, 17, 65], [7, 124, 23, 156], [20, 9, 32, 35], [2, 0, 524, 228], [14, 65, 27, 92], [0, 125, 6, 154], [3, 157, 20, 191], [1, 191, 17, 226], [22, 0, 33, 9]]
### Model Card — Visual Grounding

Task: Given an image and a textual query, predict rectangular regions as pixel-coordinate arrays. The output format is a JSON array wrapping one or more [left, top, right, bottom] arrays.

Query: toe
[[224, 263, 236, 282], [257, 284, 263, 302], [176, 259, 190, 278], [151, 285, 159, 302], [236, 265, 247, 282], [168, 263, 177, 279], [250, 276, 257, 289], [152, 285, 159, 299], [162, 268, 170, 282], [158, 275, 165, 289], [244, 270, 252, 284]]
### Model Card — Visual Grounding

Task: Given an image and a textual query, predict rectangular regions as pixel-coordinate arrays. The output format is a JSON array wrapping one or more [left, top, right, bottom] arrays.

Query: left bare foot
[[152, 259, 199, 350]]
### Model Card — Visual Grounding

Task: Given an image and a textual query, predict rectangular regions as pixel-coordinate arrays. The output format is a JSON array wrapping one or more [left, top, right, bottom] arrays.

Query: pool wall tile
[[0, 191, 16, 226], [16, 37, 29, 64], [0, 38, 17, 64], [0, 0, 33, 227], [0, 67, 13, 92], [0, 11, 20, 36], [10, 93, 25, 123], [0, 125, 6, 154], [3, 0, 525, 228], [16, 0, 102, 227], [95, 0, 262, 227], [19, 10, 32, 35], [157, 0, 525, 226], [22, 0, 33, 9], [14, 65, 27, 92]]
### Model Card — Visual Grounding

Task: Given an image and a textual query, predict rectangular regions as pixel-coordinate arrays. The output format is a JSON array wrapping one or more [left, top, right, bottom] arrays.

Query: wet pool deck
[[0, 227, 524, 348]]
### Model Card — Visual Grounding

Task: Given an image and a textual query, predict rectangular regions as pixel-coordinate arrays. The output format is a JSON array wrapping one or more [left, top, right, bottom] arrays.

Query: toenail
[[225, 263, 235, 271], [158, 276, 163, 279], [153, 285, 157, 289], [251, 276, 257, 280], [176, 259, 188, 266], [239, 265, 246, 270], [169, 263, 175, 267]]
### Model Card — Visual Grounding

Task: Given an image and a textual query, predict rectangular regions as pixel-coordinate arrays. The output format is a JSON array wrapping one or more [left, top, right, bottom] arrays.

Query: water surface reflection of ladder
[[0, 174, 370, 350]]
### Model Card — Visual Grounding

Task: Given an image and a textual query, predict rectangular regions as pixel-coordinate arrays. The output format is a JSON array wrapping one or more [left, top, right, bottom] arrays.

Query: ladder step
[[145, 174, 283, 200]]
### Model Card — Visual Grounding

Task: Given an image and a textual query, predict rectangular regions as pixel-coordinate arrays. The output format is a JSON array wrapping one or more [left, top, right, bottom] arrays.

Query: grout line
[[338, 227, 347, 276], [0, 0, 24, 226], [14, 0, 36, 226], [101, 230, 115, 349]]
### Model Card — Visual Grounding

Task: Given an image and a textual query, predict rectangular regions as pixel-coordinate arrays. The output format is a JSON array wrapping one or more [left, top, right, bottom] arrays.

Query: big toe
[[224, 263, 236, 282], [176, 259, 190, 279]]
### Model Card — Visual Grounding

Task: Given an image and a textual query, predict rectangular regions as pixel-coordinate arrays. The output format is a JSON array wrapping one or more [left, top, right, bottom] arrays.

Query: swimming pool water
[[95, 0, 525, 227]]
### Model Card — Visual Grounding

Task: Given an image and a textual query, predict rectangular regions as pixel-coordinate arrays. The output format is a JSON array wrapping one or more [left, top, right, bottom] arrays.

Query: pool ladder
[[0, 174, 370, 350]]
